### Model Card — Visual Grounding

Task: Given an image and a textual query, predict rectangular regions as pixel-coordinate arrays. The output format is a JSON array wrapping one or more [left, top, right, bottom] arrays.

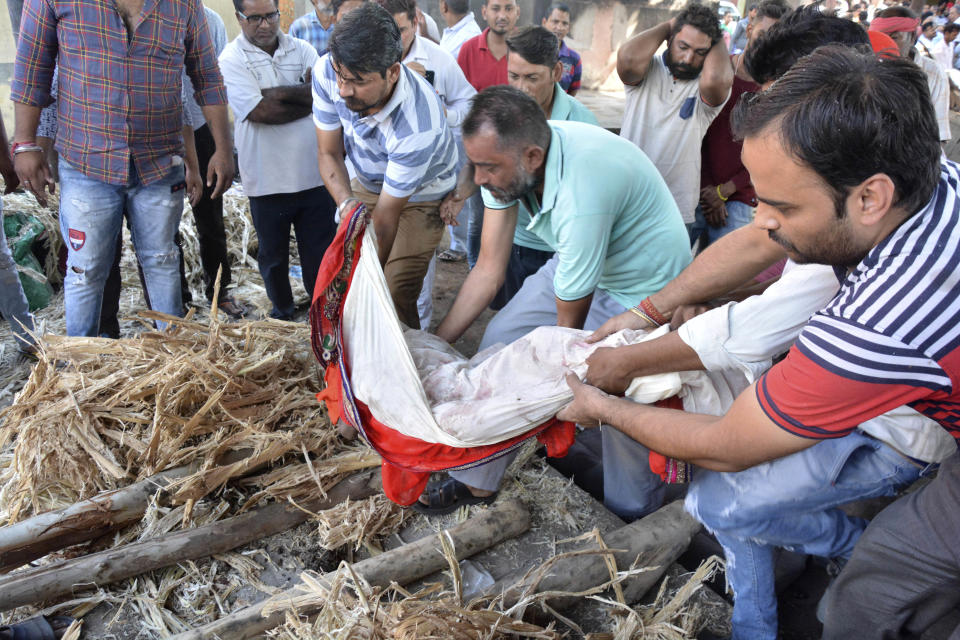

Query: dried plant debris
[[311, 494, 408, 552], [264, 531, 724, 640], [0, 312, 346, 523]]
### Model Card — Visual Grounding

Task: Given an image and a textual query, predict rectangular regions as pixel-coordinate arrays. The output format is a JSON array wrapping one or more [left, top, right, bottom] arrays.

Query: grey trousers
[[822, 450, 960, 640], [449, 257, 666, 519]]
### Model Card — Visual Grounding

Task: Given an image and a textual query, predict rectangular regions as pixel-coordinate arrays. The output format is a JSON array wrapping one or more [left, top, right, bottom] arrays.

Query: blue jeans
[[0, 201, 35, 348], [685, 431, 927, 640], [448, 138, 470, 255], [58, 158, 185, 336], [689, 199, 754, 250], [465, 192, 484, 269]]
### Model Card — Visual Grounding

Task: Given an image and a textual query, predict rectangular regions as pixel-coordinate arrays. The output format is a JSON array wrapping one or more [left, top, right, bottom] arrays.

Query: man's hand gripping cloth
[[310, 203, 750, 504]]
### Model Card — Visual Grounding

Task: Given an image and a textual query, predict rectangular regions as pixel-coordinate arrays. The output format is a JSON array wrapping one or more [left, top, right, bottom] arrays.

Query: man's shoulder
[[219, 37, 244, 62], [459, 32, 485, 54]]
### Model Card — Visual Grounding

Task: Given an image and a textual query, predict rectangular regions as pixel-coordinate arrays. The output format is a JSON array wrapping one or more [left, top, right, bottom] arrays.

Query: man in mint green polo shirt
[[441, 25, 602, 309], [420, 86, 691, 516]]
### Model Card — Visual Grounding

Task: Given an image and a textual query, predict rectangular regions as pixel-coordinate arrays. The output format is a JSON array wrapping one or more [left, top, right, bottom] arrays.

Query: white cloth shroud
[[344, 224, 750, 448]]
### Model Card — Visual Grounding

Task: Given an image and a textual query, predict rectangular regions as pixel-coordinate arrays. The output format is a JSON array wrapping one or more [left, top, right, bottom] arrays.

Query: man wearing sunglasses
[[219, 0, 337, 320]]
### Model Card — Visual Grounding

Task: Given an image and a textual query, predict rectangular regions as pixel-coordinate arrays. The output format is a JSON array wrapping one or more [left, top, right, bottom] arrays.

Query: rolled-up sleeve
[[312, 56, 343, 131], [183, 0, 227, 106], [11, 0, 58, 107]]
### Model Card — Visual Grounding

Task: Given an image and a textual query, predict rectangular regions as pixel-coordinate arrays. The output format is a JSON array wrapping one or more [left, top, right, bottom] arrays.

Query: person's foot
[[412, 476, 497, 516], [217, 295, 251, 320], [0, 615, 75, 639], [437, 249, 466, 262]]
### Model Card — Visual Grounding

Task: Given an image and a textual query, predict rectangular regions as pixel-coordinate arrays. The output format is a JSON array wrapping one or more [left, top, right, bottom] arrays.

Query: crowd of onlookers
[[4, 0, 960, 639]]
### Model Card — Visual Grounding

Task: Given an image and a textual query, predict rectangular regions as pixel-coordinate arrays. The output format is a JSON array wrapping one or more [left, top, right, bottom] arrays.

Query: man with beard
[[414, 86, 691, 515], [220, 0, 336, 321], [618, 2, 733, 232], [691, 0, 788, 250], [561, 46, 960, 640], [313, 2, 458, 328], [457, 0, 519, 92]]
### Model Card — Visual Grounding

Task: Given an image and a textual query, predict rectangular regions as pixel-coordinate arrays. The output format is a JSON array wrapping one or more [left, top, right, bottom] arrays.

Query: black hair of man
[[330, 2, 403, 77], [945, 22, 960, 33], [755, 0, 789, 21], [543, 2, 571, 20], [732, 45, 940, 218], [670, 2, 723, 46], [375, 0, 416, 22], [233, 0, 277, 14], [444, 0, 470, 14], [483, 0, 515, 6], [744, 4, 868, 85], [506, 25, 560, 67], [463, 85, 552, 151], [876, 5, 917, 20], [330, 0, 356, 17]]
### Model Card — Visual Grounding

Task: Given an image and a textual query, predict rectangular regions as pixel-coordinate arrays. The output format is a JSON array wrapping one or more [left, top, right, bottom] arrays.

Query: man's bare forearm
[[435, 264, 504, 342], [261, 83, 313, 106], [316, 151, 353, 204], [617, 20, 672, 85], [13, 103, 41, 143], [648, 225, 785, 321], [556, 294, 592, 330], [199, 103, 232, 152]]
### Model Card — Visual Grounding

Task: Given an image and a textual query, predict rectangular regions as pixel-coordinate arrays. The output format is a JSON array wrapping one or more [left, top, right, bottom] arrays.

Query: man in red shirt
[[456, 0, 519, 265], [457, 0, 519, 91]]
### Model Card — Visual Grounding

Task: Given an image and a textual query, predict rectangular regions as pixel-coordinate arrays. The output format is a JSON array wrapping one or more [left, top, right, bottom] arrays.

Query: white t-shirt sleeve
[[218, 46, 263, 123]]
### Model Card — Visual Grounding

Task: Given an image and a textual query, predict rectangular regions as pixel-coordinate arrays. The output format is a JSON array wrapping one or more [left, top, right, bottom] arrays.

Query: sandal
[[0, 615, 76, 640], [437, 249, 466, 263], [411, 476, 497, 516], [217, 295, 250, 320]]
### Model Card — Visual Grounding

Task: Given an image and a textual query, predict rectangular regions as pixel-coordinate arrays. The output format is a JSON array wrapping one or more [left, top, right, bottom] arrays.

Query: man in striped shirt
[[559, 47, 960, 640], [313, 2, 458, 329]]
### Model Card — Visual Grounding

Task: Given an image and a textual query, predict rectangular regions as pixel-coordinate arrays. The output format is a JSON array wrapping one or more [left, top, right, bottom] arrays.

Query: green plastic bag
[[3, 210, 54, 311]]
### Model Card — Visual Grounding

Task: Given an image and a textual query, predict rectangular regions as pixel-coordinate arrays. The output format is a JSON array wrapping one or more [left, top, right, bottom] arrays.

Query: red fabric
[[457, 29, 509, 92], [869, 16, 920, 35], [645, 396, 686, 480], [309, 204, 576, 506], [868, 31, 901, 59]]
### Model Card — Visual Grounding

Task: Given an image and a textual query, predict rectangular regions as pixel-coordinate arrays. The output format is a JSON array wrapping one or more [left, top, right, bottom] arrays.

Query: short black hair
[[671, 2, 723, 46], [463, 86, 551, 151], [733, 45, 940, 218], [755, 0, 789, 22], [744, 5, 868, 85], [374, 0, 416, 22], [483, 0, 516, 6], [544, 2, 571, 19], [330, 0, 359, 18], [330, 2, 402, 77], [945, 22, 960, 33], [233, 0, 277, 13], [443, 0, 469, 14], [875, 5, 917, 20], [506, 26, 559, 67]]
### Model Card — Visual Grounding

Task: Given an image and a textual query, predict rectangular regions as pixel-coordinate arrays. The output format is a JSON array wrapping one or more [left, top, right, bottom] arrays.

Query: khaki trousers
[[351, 180, 444, 329]]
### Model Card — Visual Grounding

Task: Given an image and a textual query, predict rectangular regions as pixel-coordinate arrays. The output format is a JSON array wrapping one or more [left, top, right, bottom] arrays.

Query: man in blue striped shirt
[[289, 0, 336, 55], [313, 2, 458, 328]]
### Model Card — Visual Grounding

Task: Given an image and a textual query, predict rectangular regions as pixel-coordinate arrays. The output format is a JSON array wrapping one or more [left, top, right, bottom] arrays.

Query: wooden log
[[0, 470, 382, 611], [490, 500, 701, 610], [0, 450, 258, 574], [169, 498, 531, 640]]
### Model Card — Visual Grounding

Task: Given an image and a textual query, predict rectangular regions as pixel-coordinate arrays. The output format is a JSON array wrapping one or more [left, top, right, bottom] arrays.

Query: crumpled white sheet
[[344, 225, 749, 448]]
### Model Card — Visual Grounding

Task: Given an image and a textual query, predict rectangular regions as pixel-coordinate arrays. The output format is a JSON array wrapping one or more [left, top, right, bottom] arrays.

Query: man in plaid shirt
[[11, 0, 234, 337]]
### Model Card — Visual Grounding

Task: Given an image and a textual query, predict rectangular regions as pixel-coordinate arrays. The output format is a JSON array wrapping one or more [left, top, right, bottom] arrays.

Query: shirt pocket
[[679, 96, 696, 120], [144, 12, 186, 61]]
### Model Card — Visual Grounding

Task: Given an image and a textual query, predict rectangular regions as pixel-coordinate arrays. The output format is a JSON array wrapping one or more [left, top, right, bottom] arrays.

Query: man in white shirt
[[219, 0, 336, 320], [439, 0, 482, 59], [617, 2, 733, 233], [374, 0, 476, 327]]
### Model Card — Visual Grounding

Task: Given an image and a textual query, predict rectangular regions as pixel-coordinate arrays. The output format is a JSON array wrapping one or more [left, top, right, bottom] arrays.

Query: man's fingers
[[564, 371, 583, 390]]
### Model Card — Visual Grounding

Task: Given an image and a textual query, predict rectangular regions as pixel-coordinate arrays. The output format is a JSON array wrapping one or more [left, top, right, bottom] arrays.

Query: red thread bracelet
[[640, 297, 668, 326]]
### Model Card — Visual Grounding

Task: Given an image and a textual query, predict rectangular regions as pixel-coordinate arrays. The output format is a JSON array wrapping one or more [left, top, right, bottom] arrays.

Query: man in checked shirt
[[11, 0, 234, 337]]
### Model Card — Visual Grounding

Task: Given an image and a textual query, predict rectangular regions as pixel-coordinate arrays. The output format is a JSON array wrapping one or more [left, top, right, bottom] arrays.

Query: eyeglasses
[[237, 10, 280, 25]]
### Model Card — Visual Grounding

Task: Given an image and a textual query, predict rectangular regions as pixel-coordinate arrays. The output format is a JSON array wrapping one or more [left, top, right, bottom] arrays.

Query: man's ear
[[522, 144, 546, 173], [851, 173, 898, 227], [552, 61, 563, 83], [386, 61, 402, 84]]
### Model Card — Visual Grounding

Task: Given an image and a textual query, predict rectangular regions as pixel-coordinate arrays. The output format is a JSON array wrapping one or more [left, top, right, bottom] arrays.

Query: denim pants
[[685, 431, 927, 640], [58, 158, 185, 336], [0, 201, 36, 348], [248, 186, 336, 320], [689, 199, 754, 250], [465, 192, 484, 269], [448, 137, 470, 255]]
